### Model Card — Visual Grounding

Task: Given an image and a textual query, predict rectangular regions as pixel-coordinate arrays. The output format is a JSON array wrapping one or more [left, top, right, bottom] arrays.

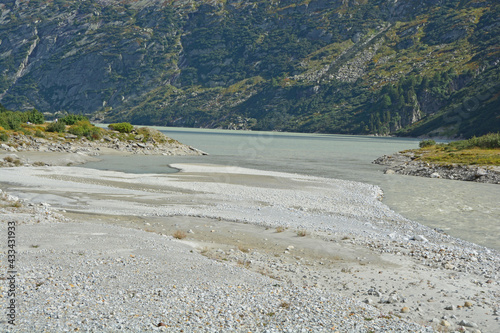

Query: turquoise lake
[[83, 127, 500, 250]]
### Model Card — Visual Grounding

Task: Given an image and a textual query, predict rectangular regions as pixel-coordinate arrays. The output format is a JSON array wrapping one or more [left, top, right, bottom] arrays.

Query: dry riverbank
[[1, 162, 499, 332]]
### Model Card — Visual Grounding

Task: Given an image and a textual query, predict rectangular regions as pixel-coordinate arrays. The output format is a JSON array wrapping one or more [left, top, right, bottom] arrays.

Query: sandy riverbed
[[0, 153, 499, 332]]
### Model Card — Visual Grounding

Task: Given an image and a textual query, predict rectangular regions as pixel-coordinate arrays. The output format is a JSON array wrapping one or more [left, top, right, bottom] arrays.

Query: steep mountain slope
[[0, 0, 498, 137]]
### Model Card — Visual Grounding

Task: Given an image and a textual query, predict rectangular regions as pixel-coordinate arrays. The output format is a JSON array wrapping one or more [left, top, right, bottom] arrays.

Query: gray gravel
[[1, 164, 499, 332], [1, 217, 430, 332]]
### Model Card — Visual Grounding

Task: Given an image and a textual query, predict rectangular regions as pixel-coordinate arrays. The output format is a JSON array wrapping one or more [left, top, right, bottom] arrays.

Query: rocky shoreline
[[373, 152, 500, 184], [0, 128, 207, 167]]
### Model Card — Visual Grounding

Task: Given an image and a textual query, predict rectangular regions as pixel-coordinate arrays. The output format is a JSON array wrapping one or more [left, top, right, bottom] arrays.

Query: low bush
[[466, 133, 500, 149], [68, 120, 103, 140], [172, 230, 187, 239], [46, 120, 66, 133], [109, 122, 134, 133], [0, 109, 44, 129], [297, 230, 307, 237], [59, 114, 88, 125], [26, 109, 45, 124], [419, 139, 436, 148]]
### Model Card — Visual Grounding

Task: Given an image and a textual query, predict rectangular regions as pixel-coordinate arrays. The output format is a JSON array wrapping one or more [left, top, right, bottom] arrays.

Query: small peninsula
[[374, 133, 500, 184], [0, 112, 206, 167]]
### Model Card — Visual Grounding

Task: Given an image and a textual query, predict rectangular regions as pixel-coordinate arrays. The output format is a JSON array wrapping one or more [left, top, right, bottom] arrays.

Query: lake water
[[83, 127, 500, 250]]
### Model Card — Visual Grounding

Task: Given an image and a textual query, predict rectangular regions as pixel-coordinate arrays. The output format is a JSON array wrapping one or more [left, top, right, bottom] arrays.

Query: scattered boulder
[[458, 319, 478, 328]]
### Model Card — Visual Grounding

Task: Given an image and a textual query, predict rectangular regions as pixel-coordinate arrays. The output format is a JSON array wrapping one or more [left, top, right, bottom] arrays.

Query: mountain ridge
[[1, 0, 499, 138]]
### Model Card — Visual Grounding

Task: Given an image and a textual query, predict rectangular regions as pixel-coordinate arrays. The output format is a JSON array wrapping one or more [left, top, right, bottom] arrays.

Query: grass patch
[[414, 133, 500, 166], [238, 245, 250, 253], [279, 301, 290, 309], [296, 230, 307, 237], [172, 230, 187, 239], [237, 259, 251, 268], [275, 226, 286, 233]]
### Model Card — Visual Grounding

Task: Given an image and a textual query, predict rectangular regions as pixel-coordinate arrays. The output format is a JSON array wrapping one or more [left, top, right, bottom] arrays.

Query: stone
[[464, 301, 473, 308], [363, 298, 374, 305], [384, 169, 395, 175], [444, 262, 455, 270], [440, 319, 451, 327], [387, 294, 399, 304], [400, 306, 410, 313], [412, 235, 429, 242], [476, 168, 487, 176], [430, 172, 441, 178], [445, 305, 455, 310], [458, 320, 478, 328], [368, 288, 381, 297]]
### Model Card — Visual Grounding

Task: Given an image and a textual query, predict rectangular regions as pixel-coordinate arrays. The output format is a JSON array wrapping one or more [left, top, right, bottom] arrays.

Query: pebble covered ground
[[0, 163, 499, 332], [0, 191, 432, 332]]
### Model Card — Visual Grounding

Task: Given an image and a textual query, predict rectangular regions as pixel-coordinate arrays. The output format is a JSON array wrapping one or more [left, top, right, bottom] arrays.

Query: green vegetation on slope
[[412, 133, 500, 166], [0, 0, 499, 138]]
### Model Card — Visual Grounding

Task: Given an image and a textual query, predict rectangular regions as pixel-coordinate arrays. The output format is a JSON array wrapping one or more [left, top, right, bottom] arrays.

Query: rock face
[[373, 153, 500, 184]]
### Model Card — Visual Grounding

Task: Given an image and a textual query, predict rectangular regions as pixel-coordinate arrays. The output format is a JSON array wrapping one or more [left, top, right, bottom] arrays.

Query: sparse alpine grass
[[414, 133, 500, 166], [297, 230, 307, 237], [172, 230, 187, 240], [275, 226, 286, 233]]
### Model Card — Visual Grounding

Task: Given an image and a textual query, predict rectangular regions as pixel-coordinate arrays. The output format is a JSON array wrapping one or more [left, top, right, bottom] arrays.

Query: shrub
[[419, 139, 436, 148], [136, 127, 169, 143], [238, 245, 250, 253], [276, 226, 285, 233], [1, 111, 22, 130], [466, 133, 500, 149], [68, 120, 103, 140], [34, 130, 45, 138], [46, 120, 66, 133], [172, 230, 187, 239], [60, 114, 88, 125], [297, 230, 307, 237], [279, 301, 291, 309], [109, 122, 134, 133], [20, 128, 32, 135], [0, 131, 8, 142], [26, 109, 45, 124]]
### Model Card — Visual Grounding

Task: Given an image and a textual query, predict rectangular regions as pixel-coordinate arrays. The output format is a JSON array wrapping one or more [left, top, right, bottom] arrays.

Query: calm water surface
[[83, 127, 500, 250]]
